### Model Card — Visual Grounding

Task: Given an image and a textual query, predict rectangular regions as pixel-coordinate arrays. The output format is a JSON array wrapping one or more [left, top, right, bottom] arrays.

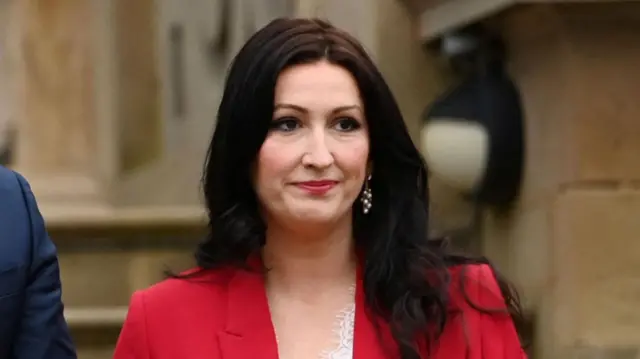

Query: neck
[[262, 215, 357, 295]]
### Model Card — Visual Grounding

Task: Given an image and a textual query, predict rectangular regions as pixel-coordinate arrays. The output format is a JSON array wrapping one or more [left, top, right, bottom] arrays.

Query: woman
[[113, 18, 526, 359]]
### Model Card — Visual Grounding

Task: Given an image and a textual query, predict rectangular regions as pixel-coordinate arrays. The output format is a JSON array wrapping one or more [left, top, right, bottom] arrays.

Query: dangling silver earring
[[360, 175, 372, 214]]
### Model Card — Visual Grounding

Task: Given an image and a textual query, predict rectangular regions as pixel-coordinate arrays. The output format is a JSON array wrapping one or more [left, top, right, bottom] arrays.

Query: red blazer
[[113, 263, 526, 359]]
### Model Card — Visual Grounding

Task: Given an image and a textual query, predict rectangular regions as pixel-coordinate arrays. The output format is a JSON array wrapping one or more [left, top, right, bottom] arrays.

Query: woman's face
[[254, 61, 370, 228]]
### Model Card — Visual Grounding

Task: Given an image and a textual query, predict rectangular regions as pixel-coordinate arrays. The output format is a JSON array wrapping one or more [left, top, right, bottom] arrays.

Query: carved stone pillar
[[10, 0, 102, 205], [7, 0, 208, 227]]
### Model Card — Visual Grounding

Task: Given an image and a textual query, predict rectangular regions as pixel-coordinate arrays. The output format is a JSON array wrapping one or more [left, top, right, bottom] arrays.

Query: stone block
[[482, 203, 551, 310], [567, 344, 639, 359], [428, 177, 477, 238], [113, 0, 162, 173], [58, 248, 193, 307], [375, 0, 452, 144], [558, 4, 640, 183], [75, 348, 114, 359], [59, 251, 132, 307], [72, 327, 120, 359], [551, 190, 640, 348], [502, 4, 640, 187]]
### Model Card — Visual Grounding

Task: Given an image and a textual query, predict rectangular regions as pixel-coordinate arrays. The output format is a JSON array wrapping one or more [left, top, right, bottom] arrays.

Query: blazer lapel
[[217, 258, 401, 359], [218, 264, 279, 359], [353, 265, 398, 359]]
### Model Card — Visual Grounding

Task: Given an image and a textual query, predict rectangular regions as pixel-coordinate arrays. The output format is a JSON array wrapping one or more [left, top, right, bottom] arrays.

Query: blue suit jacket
[[0, 166, 77, 359]]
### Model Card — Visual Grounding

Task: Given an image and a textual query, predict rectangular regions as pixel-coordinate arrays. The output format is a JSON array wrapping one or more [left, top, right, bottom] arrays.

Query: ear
[[366, 161, 373, 179]]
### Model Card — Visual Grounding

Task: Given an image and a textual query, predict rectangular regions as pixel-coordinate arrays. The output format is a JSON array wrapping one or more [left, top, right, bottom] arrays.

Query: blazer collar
[[217, 255, 395, 359], [218, 254, 278, 359]]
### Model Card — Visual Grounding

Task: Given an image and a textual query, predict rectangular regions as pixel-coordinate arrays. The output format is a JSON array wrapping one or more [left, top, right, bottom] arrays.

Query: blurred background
[[1, 0, 640, 358]]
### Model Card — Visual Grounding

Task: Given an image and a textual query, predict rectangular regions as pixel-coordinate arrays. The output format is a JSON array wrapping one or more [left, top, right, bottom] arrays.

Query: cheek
[[337, 139, 370, 179], [255, 138, 296, 185]]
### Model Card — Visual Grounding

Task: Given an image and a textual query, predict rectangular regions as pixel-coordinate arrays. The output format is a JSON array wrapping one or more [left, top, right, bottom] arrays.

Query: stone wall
[[386, 2, 640, 357], [481, 3, 640, 358]]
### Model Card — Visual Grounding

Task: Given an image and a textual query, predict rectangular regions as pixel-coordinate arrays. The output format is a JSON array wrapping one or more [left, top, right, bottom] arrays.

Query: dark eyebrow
[[274, 104, 363, 115]]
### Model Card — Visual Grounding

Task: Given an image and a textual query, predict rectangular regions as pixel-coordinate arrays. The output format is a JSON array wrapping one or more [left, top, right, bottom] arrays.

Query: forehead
[[274, 61, 362, 107]]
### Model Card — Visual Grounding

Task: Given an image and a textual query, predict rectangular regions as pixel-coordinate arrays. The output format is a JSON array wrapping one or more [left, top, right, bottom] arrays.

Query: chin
[[286, 204, 345, 224], [290, 210, 336, 223]]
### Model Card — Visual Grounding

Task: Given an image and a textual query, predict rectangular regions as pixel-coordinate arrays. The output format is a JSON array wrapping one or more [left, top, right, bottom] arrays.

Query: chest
[[150, 308, 474, 359], [145, 269, 484, 359], [271, 299, 356, 359]]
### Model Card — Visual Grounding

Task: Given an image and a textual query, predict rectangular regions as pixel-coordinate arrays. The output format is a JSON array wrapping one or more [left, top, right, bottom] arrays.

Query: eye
[[333, 117, 362, 132], [270, 117, 301, 132]]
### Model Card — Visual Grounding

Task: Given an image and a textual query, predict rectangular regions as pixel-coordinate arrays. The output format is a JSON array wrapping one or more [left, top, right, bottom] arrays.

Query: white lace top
[[320, 298, 355, 359], [273, 285, 356, 359]]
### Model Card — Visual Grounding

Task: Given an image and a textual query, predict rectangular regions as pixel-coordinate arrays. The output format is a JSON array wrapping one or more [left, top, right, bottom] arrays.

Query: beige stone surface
[[12, 0, 97, 176], [6, 0, 210, 218], [72, 327, 121, 359], [112, 0, 222, 208], [483, 0, 640, 303], [375, 0, 452, 144], [58, 248, 193, 307], [59, 251, 132, 307], [428, 179, 478, 238], [479, 5, 571, 309], [113, 0, 162, 173], [478, 4, 640, 357], [502, 4, 640, 186], [558, 4, 640, 183], [0, 1, 15, 159], [499, 5, 576, 207], [75, 348, 114, 359], [482, 204, 551, 309], [372, 0, 479, 238], [552, 190, 640, 350]]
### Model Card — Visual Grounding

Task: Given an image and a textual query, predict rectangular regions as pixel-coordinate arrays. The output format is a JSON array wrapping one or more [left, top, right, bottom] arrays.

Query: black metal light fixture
[[421, 26, 524, 207]]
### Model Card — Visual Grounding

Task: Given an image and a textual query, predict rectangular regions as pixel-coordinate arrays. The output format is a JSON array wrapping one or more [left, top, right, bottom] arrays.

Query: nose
[[301, 128, 334, 169]]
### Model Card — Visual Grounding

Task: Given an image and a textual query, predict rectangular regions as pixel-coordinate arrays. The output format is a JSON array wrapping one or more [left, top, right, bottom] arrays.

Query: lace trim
[[271, 285, 356, 359], [320, 285, 356, 359]]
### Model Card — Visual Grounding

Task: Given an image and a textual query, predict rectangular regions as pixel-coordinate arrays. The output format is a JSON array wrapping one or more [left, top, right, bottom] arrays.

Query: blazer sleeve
[[114, 291, 150, 359], [474, 265, 527, 359], [11, 172, 77, 359]]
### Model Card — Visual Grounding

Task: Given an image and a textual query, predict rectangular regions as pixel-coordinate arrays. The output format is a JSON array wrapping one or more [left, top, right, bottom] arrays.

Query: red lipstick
[[295, 180, 338, 195]]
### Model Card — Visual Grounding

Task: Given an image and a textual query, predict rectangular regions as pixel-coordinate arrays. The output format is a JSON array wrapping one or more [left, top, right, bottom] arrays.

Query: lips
[[294, 180, 338, 195]]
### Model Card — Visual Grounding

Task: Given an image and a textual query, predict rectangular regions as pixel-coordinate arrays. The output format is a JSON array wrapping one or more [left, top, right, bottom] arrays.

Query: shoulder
[[0, 167, 34, 213], [116, 268, 233, 357], [136, 267, 232, 305], [447, 263, 508, 312], [0, 165, 15, 182], [0, 167, 33, 252], [434, 265, 526, 358], [0, 165, 23, 195], [127, 267, 233, 325]]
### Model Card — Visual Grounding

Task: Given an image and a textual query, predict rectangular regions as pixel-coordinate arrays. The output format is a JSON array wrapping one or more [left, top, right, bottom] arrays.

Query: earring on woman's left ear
[[360, 175, 372, 214]]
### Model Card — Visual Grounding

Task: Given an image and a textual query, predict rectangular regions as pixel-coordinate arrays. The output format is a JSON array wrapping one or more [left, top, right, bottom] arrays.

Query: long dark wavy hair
[[193, 17, 524, 359]]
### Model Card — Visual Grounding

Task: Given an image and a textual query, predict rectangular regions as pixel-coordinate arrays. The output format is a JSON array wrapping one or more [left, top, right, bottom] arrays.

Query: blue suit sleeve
[[11, 173, 77, 359]]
